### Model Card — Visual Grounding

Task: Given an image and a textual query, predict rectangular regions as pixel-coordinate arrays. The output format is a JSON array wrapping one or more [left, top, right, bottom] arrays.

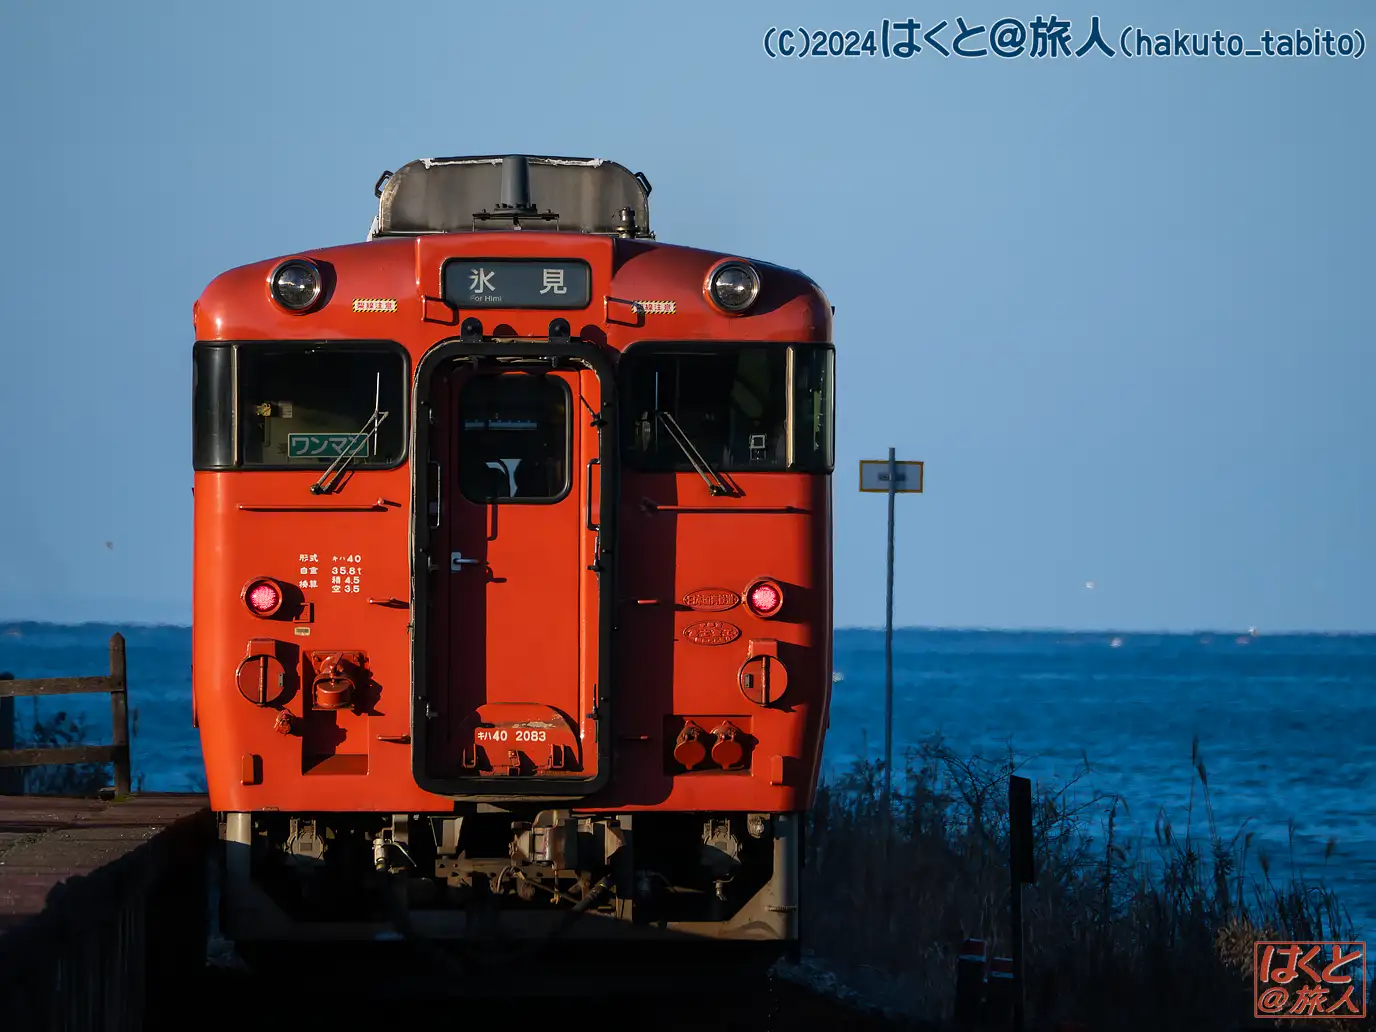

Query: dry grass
[[5, 698, 150, 795], [10, 706, 109, 795], [803, 734, 1372, 1030]]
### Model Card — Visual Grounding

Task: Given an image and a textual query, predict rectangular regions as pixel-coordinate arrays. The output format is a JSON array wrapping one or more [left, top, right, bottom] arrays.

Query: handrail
[[238, 501, 392, 512], [638, 498, 808, 515]]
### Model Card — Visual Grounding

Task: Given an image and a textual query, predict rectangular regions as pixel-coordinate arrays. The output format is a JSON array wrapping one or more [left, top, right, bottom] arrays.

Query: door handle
[[450, 552, 481, 572]]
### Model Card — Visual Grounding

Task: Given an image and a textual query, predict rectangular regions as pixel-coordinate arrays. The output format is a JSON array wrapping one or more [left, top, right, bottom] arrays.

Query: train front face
[[190, 156, 834, 951]]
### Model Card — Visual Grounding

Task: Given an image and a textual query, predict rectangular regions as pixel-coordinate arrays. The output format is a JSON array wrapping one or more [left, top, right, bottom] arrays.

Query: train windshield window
[[237, 347, 406, 467], [457, 373, 570, 504], [621, 345, 834, 473], [622, 346, 789, 472], [792, 345, 835, 472]]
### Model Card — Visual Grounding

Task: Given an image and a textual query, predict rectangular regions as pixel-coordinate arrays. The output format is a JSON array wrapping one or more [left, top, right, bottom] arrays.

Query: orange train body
[[192, 155, 835, 956]]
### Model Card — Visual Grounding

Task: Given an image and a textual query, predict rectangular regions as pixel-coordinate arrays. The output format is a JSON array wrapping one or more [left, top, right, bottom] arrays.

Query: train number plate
[[474, 727, 550, 745]]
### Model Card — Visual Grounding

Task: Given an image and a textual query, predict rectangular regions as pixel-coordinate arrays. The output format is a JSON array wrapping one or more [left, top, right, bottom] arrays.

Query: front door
[[422, 360, 605, 791]]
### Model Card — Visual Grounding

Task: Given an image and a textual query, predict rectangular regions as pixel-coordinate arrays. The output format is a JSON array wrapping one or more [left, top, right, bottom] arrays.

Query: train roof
[[368, 154, 653, 241]]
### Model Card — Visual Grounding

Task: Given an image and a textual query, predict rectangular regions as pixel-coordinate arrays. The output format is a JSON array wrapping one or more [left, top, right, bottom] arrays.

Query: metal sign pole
[[860, 451, 921, 839], [883, 446, 896, 832]]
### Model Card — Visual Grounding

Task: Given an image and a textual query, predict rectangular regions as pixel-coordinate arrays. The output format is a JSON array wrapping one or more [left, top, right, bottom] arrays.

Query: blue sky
[[0, 1, 1370, 631]]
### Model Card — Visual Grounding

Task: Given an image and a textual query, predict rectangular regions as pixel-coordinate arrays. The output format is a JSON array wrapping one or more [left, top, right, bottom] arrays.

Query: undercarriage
[[219, 808, 800, 953]]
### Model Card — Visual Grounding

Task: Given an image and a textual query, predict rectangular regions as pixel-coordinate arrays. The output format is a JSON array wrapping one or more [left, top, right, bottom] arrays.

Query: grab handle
[[585, 457, 600, 531]]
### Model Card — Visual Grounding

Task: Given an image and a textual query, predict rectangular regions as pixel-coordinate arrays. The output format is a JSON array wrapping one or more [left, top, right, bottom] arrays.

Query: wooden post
[[953, 937, 987, 1030], [985, 955, 1016, 1026], [108, 634, 132, 797], [0, 672, 16, 795]]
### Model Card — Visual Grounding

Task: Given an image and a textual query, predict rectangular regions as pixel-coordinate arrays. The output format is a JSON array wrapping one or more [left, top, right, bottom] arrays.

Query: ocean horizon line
[[2, 619, 1373, 638]]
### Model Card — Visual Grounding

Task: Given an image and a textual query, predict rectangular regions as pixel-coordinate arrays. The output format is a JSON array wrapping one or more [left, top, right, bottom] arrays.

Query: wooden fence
[[0, 632, 132, 797]]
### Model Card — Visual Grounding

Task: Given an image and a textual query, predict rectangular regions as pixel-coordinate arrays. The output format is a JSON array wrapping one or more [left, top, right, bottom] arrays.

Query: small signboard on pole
[[859, 460, 923, 494]]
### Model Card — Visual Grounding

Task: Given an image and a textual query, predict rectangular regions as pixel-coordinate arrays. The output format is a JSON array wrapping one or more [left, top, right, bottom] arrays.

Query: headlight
[[269, 259, 323, 312], [706, 260, 760, 314]]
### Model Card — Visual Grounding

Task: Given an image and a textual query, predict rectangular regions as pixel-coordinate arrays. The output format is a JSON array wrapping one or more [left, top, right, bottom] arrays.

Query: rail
[[0, 632, 132, 797]]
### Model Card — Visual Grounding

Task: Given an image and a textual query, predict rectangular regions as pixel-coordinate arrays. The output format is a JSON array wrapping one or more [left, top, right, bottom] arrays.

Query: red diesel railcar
[[191, 155, 834, 957]]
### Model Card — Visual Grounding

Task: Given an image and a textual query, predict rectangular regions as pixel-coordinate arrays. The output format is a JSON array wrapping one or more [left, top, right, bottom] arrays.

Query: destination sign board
[[442, 259, 591, 309]]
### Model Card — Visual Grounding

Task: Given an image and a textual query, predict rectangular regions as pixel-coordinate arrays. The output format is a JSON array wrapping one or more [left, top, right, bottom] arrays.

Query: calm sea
[[2, 623, 1372, 942]]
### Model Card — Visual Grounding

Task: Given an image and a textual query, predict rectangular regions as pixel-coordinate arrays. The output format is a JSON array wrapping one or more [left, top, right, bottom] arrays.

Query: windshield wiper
[[655, 410, 731, 496], [310, 374, 390, 495], [309, 408, 388, 494]]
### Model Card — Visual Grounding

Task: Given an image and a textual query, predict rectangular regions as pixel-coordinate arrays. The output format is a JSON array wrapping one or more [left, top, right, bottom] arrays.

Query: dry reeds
[[802, 734, 1371, 1030]]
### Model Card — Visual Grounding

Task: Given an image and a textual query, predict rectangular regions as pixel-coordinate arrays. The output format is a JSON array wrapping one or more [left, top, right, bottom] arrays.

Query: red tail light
[[745, 579, 783, 618], [243, 578, 284, 617]]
